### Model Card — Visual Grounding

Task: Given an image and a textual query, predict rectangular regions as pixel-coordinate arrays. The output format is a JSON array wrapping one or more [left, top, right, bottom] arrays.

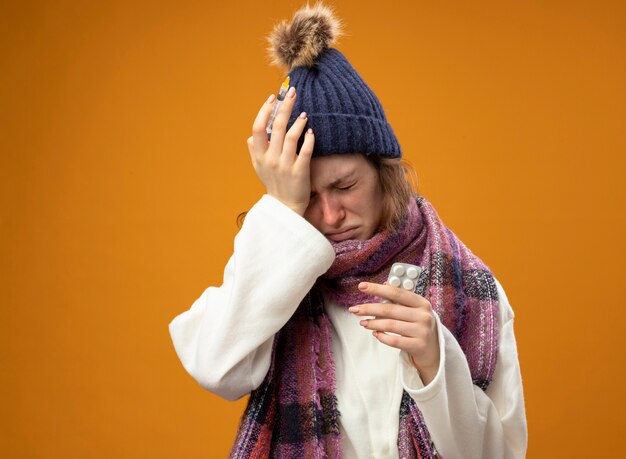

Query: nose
[[319, 194, 345, 227]]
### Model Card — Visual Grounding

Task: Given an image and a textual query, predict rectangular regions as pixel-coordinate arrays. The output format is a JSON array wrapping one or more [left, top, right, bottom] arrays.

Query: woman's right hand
[[247, 86, 315, 216]]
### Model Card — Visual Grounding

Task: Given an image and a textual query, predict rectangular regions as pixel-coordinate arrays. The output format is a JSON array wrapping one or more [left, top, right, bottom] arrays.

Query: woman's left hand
[[348, 281, 440, 385]]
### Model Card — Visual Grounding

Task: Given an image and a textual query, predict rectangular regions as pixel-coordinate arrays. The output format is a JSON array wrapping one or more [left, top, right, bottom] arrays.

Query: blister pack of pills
[[382, 263, 424, 303]]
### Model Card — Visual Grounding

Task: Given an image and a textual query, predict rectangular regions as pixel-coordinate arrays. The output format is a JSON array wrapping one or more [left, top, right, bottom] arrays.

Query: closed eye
[[337, 183, 355, 191]]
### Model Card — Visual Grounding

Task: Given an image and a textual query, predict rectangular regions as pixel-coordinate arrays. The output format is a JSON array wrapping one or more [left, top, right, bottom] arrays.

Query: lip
[[326, 226, 358, 242]]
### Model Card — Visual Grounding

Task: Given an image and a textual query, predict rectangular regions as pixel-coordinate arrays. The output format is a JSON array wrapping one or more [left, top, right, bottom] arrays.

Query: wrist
[[409, 354, 439, 386], [287, 204, 307, 216], [269, 195, 308, 216]]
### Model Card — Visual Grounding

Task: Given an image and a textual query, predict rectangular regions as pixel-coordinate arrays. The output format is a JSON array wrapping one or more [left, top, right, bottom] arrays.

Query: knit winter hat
[[266, 1, 402, 158]]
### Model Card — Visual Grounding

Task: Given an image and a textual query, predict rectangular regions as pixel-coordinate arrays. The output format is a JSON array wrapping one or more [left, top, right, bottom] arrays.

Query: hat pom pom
[[266, 1, 344, 70]]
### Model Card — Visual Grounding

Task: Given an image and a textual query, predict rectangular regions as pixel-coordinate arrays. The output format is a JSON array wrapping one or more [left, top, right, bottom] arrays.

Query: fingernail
[[298, 111, 307, 119], [287, 86, 296, 98], [358, 282, 367, 290], [307, 128, 313, 135], [348, 306, 359, 313], [267, 94, 275, 104], [360, 320, 368, 326]]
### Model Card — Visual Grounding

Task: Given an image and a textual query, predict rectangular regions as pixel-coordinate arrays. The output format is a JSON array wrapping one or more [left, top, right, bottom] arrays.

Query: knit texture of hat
[[266, 1, 402, 158]]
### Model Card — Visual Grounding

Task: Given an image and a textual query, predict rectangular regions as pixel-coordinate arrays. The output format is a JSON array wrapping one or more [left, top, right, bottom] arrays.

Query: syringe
[[266, 75, 291, 135]]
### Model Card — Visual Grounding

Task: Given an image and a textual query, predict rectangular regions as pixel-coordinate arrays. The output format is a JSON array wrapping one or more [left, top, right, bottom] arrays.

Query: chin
[[355, 228, 375, 241]]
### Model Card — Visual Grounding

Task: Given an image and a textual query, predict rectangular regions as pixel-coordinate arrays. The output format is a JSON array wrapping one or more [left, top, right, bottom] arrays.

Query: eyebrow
[[327, 171, 356, 187]]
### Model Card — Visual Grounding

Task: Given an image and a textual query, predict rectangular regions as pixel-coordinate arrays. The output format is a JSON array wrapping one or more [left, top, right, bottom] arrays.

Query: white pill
[[406, 267, 419, 279], [402, 279, 415, 290], [389, 276, 401, 287], [392, 264, 405, 276]]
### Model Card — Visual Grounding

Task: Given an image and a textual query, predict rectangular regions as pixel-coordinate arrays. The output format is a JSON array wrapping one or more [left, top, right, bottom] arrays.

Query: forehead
[[310, 154, 374, 185]]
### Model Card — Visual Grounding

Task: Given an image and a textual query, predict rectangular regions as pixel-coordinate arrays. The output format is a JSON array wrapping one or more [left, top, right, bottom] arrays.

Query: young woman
[[169, 3, 527, 458]]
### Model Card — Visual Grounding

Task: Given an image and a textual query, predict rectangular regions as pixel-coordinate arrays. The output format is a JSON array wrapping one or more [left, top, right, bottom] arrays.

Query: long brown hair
[[237, 155, 419, 230], [365, 155, 419, 233]]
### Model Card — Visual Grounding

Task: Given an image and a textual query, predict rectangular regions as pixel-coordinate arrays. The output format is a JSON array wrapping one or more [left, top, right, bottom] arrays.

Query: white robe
[[168, 195, 528, 458]]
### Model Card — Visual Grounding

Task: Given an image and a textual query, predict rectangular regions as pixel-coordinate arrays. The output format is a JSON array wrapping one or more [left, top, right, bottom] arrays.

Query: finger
[[358, 282, 430, 310], [295, 127, 315, 171], [360, 318, 422, 338], [371, 330, 417, 352], [251, 94, 276, 155], [280, 111, 308, 165], [246, 135, 261, 170], [268, 86, 297, 151], [348, 302, 418, 322]]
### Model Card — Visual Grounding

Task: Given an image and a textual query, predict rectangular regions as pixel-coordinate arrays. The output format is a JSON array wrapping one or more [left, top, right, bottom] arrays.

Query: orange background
[[1, 0, 625, 457]]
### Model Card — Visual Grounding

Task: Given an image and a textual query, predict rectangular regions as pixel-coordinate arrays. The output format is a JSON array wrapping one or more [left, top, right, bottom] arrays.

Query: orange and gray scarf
[[230, 195, 500, 458]]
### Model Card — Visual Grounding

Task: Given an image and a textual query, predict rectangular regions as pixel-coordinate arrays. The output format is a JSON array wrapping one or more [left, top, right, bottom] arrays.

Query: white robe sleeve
[[399, 279, 528, 459], [168, 195, 335, 401]]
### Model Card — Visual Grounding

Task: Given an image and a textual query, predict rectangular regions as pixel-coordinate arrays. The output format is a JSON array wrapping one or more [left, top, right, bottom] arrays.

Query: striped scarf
[[229, 195, 500, 458]]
